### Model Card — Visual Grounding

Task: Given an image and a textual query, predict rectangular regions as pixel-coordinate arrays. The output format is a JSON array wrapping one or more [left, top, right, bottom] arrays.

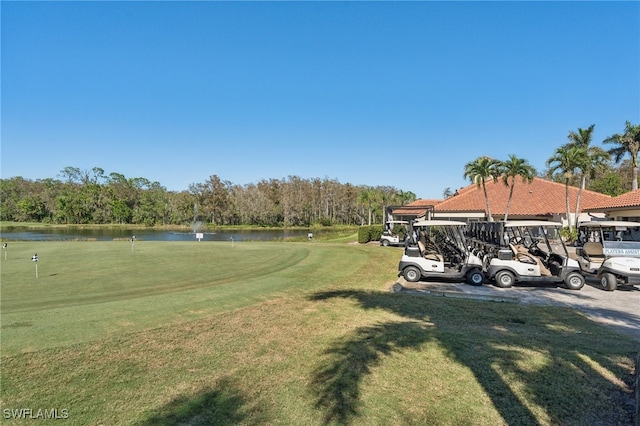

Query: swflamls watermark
[[3, 408, 69, 420]]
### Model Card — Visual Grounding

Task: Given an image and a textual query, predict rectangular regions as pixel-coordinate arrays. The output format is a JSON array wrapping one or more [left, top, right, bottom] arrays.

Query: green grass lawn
[[1, 240, 637, 425]]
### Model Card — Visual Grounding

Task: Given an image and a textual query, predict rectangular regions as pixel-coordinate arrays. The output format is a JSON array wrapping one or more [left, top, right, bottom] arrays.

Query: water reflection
[[0, 227, 318, 242]]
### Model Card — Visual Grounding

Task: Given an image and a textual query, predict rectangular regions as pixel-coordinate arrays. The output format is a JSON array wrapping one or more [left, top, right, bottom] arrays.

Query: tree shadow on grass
[[312, 321, 433, 424], [308, 290, 635, 425], [136, 377, 266, 426]]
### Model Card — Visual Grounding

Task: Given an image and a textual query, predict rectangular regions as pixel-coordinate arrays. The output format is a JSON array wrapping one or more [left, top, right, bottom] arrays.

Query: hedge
[[358, 225, 383, 244]]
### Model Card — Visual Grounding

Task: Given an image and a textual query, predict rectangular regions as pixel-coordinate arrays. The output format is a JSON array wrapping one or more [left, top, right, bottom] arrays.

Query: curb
[[396, 286, 520, 304], [635, 352, 639, 426], [438, 290, 520, 304]]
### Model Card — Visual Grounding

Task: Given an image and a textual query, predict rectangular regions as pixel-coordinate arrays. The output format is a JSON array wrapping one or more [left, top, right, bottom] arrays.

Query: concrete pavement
[[393, 277, 640, 343]]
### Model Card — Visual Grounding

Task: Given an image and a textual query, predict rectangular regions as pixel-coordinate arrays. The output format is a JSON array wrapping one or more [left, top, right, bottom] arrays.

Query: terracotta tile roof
[[584, 189, 640, 211], [433, 177, 611, 216], [407, 199, 442, 208], [392, 199, 442, 216]]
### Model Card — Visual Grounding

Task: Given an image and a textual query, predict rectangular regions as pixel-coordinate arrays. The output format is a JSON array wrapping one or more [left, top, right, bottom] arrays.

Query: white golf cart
[[468, 221, 585, 290], [575, 220, 640, 291], [397, 220, 484, 287], [380, 220, 409, 247]]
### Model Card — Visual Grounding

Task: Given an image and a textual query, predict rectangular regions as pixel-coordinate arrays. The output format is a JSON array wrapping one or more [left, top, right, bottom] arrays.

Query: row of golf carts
[[394, 219, 640, 292]]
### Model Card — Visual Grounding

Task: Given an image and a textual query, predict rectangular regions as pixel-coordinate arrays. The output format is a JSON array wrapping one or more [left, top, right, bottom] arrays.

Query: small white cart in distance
[[397, 220, 484, 287], [380, 220, 409, 247], [575, 220, 640, 291]]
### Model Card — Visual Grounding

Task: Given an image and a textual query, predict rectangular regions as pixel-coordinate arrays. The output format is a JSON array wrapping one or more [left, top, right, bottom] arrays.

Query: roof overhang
[[412, 220, 467, 227], [578, 220, 640, 228], [503, 220, 562, 228]]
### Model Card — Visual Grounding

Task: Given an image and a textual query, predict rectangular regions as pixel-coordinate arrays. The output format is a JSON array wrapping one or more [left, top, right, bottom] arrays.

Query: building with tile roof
[[584, 189, 640, 221], [399, 177, 611, 225], [390, 199, 441, 221]]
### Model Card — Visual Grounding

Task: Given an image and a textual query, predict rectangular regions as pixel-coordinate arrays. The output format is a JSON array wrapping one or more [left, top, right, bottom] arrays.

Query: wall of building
[[603, 208, 640, 221]]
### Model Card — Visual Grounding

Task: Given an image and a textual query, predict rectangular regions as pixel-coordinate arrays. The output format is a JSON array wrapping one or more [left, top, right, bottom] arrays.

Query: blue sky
[[2, 1, 639, 199]]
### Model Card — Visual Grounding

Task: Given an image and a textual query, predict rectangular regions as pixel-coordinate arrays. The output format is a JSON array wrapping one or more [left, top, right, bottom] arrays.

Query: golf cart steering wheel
[[529, 240, 544, 257]]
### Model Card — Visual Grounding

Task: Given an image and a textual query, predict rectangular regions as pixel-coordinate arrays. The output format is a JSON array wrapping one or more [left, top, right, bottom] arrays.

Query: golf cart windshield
[[441, 225, 467, 251], [579, 222, 640, 256], [410, 221, 467, 252], [505, 222, 567, 257]]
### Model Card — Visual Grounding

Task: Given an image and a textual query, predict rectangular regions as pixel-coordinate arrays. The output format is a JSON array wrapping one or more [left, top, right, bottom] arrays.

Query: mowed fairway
[[1, 240, 377, 354], [1, 240, 638, 425]]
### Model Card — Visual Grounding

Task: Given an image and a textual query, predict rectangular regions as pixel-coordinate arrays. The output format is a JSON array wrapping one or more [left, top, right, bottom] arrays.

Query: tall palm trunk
[[565, 178, 572, 231], [482, 183, 493, 221], [573, 175, 586, 228], [633, 159, 639, 190], [504, 177, 515, 221]]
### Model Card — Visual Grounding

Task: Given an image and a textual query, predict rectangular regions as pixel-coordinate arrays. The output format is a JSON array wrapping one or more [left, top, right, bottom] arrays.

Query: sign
[[31, 253, 38, 279], [603, 248, 640, 256], [196, 232, 204, 241]]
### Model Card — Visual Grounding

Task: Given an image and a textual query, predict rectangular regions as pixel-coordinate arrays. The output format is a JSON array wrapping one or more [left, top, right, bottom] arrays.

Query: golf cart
[[575, 220, 640, 291], [380, 220, 409, 247], [397, 220, 484, 286], [467, 221, 585, 290]]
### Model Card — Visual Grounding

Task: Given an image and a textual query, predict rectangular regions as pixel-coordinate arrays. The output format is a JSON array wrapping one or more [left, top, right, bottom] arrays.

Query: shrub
[[358, 225, 383, 244], [561, 227, 578, 244]]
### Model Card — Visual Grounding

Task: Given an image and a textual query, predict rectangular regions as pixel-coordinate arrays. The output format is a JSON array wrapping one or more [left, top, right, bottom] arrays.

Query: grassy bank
[[1, 241, 637, 425]]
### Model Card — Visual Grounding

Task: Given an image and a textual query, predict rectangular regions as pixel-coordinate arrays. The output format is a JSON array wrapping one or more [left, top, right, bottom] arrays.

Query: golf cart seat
[[510, 243, 552, 276], [418, 241, 443, 262], [424, 253, 444, 262], [582, 242, 605, 261]]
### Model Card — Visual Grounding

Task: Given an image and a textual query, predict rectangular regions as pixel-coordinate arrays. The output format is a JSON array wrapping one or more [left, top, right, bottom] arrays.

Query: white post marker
[[2, 243, 7, 260], [130, 236, 136, 252], [230, 236, 234, 248], [31, 253, 38, 279]]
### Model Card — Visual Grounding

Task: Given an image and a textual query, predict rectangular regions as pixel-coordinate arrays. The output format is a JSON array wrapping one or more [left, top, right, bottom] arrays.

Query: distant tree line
[[0, 167, 416, 227], [4, 122, 638, 227]]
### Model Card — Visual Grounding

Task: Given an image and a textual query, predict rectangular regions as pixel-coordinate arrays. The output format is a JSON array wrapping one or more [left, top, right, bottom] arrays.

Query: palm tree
[[376, 189, 391, 224], [396, 190, 416, 206], [498, 154, 536, 221], [603, 121, 640, 190], [565, 125, 610, 227], [463, 156, 500, 221], [546, 145, 588, 231], [357, 188, 376, 225]]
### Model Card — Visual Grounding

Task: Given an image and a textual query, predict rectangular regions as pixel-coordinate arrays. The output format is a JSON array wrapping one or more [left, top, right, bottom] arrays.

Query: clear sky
[[2, 1, 639, 199]]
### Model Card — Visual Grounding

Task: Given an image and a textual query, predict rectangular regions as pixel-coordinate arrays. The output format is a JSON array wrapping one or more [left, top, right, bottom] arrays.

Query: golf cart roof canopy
[[412, 220, 467, 227], [502, 220, 562, 228], [385, 220, 409, 224], [578, 220, 640, 229]]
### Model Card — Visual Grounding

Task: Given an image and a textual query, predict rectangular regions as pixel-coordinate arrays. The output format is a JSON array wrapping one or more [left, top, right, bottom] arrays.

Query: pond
[[0, 227, 319, 242]]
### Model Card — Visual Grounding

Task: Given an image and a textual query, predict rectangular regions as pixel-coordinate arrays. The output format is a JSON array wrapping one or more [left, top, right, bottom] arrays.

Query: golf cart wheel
[[494, 270, 515, 288], [600, 273, 617, 291], [466, 269, 484, 286], [564, 272, 585, 290], [403, 266, 421, 283], [391, 282, 403, 293], [381, 239, 390, 247]]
